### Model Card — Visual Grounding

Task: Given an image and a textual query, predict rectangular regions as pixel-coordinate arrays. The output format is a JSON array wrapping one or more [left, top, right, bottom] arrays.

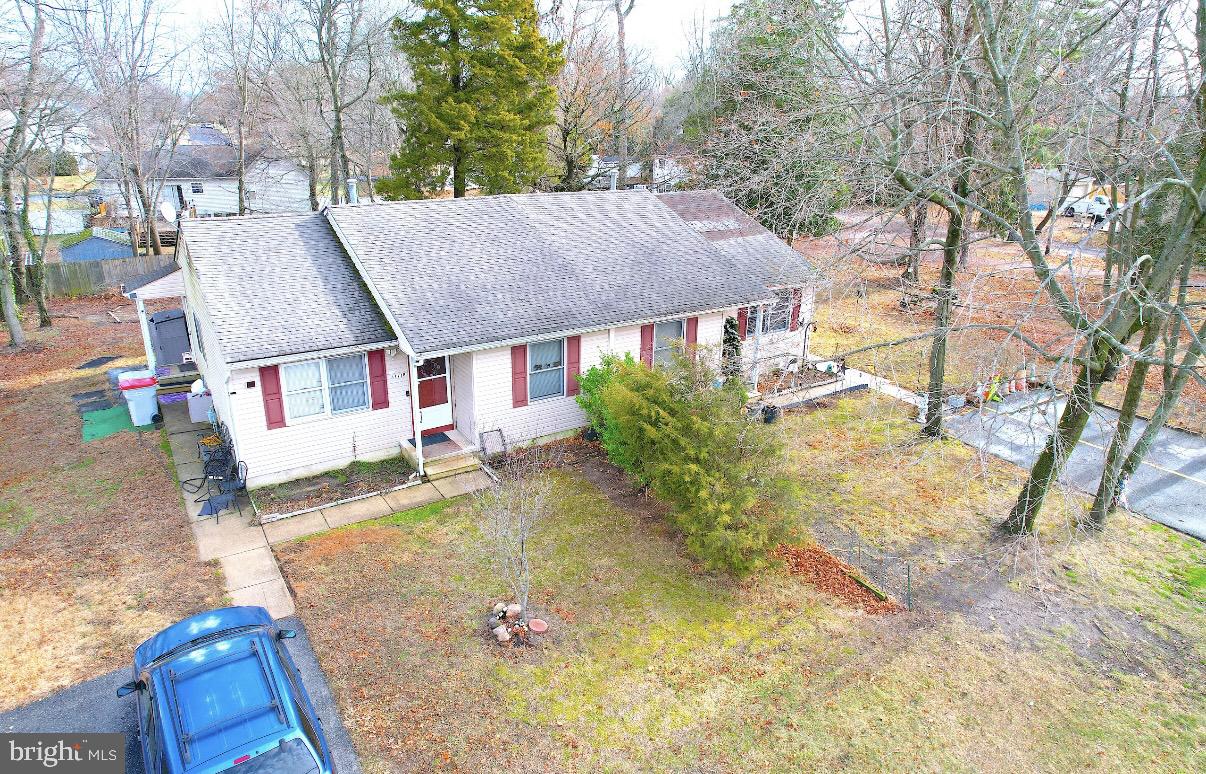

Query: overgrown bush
[[576, 349, 792, 575]]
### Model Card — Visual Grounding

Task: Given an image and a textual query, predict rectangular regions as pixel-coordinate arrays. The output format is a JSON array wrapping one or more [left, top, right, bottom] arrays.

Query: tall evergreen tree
[[671, 0, 849, 236], [382, 0, 563, 198]]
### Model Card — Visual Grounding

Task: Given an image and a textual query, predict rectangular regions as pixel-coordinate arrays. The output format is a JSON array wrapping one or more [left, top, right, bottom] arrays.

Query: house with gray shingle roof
[[177, 189, 820, 488]]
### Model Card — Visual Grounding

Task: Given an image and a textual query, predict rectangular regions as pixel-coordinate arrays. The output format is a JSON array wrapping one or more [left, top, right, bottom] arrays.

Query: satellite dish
[[158, 201, 177, 222]]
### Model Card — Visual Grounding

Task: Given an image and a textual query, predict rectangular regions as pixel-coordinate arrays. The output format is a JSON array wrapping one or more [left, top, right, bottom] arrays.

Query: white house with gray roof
[[177, 189, 820, 488]]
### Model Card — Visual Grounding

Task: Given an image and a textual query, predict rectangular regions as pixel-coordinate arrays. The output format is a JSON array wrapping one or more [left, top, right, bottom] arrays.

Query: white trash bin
[[118, 369, 160, 426]]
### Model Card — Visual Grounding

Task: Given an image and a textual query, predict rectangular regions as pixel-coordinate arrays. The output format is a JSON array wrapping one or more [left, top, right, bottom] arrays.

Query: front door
[[416, 356, 453, 436]]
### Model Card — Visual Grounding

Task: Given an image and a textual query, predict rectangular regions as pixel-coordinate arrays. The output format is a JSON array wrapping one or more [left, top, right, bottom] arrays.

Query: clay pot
[[528, 619, 548, 634]]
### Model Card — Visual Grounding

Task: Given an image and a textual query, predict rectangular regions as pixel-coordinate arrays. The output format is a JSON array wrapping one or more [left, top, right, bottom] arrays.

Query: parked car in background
[[117, 606, 333, 773], [1058, 193, 1113, 219]]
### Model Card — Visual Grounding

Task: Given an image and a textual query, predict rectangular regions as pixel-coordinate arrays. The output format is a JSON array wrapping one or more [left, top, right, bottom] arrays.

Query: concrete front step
[[425, 453, 480, 481]]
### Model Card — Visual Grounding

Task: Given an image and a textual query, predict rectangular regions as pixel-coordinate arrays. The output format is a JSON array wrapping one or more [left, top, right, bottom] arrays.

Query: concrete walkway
[[949, 392, 1206, 541], [771, 367, 1205, 541], [162, 401, 493, 618]]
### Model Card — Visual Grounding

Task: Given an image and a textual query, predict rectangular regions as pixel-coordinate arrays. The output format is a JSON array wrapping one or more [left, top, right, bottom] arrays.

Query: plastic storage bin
[[118, 369, 160, 426]]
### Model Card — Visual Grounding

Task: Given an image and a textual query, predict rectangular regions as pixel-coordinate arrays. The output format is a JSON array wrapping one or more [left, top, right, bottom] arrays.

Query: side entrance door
[[416, 356, 453, 436], [149, 309, 191, 366]]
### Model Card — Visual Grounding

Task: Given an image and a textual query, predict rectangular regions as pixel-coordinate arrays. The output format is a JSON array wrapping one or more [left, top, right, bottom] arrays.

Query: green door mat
[[82, 404, 136, 442]]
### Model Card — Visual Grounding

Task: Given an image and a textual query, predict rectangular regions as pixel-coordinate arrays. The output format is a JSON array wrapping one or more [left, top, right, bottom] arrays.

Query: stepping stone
[[76, 356, 118, 370], [432, 470, 494, 498], [382, 483, 443, 513]]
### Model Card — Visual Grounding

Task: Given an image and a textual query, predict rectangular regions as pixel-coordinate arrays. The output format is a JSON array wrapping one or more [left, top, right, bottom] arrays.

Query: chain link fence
[[815, 524, 917, 609]]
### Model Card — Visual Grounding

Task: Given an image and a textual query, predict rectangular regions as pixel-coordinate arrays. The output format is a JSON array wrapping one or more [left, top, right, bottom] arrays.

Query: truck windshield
[[217, 737, 319, 773]]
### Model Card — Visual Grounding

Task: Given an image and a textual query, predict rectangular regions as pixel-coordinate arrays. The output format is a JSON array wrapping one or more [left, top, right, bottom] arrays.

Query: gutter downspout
[[750, 305, 765, 390], [408, 354, 425, 478], [134, 295, 156, 370]]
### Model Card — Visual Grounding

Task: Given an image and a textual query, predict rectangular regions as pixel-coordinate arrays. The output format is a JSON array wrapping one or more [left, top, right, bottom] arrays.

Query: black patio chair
[[199, 477, 237, 522], [218, 461, 248, 500]]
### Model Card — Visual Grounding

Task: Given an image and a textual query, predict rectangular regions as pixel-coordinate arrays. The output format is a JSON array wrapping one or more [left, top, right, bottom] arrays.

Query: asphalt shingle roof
[[180, 213, 394, 364], [326, 190, 781, 355], [656, 190, 824, 288]]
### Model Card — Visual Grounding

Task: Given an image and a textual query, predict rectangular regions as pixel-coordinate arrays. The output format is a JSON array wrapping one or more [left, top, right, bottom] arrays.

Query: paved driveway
[[0, 617, 362, 774], [949, 392, 1206, 540]]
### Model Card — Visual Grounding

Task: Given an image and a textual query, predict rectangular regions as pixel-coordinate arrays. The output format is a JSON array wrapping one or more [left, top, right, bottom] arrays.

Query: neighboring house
[[178, 189, 821, 488], [60, 227, 134, 262], [585, 154, 690, 191], [95, 144, 316, 219]]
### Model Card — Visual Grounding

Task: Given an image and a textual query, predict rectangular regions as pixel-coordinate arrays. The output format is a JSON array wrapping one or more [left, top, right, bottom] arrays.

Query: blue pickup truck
[[118, 606, 333, 773]]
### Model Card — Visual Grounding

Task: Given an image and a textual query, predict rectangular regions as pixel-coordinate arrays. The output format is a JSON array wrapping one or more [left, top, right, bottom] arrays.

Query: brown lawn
[[275, 401, 1203, 772], [800, 210, 1206, 433], [0, 295, 224, 711]]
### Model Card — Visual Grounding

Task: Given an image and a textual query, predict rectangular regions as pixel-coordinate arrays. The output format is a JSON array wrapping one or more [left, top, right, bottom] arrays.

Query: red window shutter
[[685, 317, 699, 359], [639, 324, 654, 367], [511, 344, 528, 408], [368, 349, 389, 410], [566, 335, 582, 396], [259, 365, 286, 430], [790, 288, 803, 331], [737, 307, 749, 340]]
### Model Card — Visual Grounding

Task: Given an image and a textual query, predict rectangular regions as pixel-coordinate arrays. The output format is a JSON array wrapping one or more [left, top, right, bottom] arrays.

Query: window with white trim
[[528, 339, 564, 401], [281, 353, 369, 421], [748, 290, 793, 335], [653, 320, 684, 367], [190, 182, 204, 194]]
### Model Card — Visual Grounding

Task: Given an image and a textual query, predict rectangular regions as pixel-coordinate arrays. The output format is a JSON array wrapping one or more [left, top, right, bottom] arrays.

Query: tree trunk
[[1085, 316, 1161, 528], [131, 168, 162, 255], [1002, 340, 1118, 534], [306, 145, 320, 211], [1, 169, 28, 304], [0, 249, 22, 347], [613, 0, 630, 189], [1105, 319, 1206, 515], [922, 206, 962, 437], [903, 201, 927, 283], [236, 115, 247, 215], [19, 178, 50, 327]]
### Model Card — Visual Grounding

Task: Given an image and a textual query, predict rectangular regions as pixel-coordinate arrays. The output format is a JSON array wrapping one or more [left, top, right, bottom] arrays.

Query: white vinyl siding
[[229, 350, 415, 488], [471, 315, 727, 446]]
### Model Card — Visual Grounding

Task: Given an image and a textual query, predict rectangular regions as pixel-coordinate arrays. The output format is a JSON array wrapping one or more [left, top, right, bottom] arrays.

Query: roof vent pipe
[[609, 169, 618, 191], [347, 178, 359, 204]]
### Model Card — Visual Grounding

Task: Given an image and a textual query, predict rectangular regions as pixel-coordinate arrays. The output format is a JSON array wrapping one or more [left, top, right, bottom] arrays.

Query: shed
[[61, 232, 135, 262]]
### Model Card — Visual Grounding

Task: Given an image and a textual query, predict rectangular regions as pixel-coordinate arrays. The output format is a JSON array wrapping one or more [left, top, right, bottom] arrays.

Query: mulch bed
[[772, 543, 902, 614], [250, 457, 415, 516]]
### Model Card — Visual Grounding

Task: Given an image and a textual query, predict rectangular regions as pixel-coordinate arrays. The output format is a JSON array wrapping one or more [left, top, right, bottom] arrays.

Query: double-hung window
[[190, 182, 204, 194], [281, 353, 369, 421], [747, 290, 793, 335], [528, 339, 564, 401], [653, 320, 684, 367]]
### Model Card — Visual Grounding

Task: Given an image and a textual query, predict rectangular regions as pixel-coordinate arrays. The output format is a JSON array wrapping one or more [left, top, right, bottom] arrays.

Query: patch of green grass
[[279, 468, 1204, 771], [0, 499, 35, 535], [363, 496, 461, 529]]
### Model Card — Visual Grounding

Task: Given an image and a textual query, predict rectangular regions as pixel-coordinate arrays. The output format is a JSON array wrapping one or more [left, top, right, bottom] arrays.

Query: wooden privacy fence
[[44, 253, 177, 297]]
